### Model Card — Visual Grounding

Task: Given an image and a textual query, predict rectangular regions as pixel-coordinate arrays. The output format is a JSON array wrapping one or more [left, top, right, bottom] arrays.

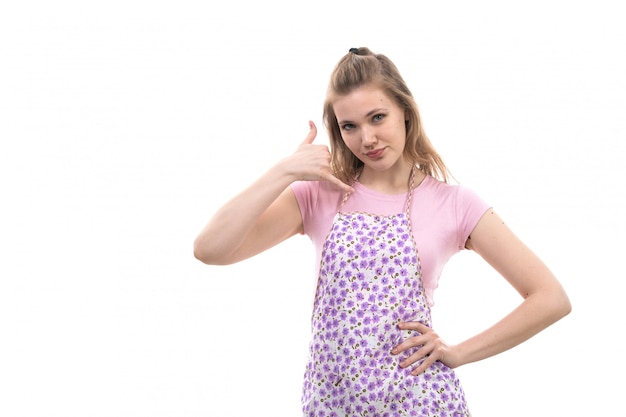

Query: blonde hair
[[323, 47, 450, 184]]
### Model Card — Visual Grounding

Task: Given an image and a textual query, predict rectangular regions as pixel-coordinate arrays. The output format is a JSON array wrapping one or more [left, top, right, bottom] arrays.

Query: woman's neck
[[357, 163, 423, 194]]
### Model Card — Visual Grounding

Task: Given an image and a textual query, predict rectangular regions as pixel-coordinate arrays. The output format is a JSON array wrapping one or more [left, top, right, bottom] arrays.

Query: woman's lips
[[365, 148, 385, 159]]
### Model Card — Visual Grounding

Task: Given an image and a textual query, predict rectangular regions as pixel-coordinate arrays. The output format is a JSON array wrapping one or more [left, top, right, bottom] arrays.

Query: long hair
[[323, 47, 450, 184]]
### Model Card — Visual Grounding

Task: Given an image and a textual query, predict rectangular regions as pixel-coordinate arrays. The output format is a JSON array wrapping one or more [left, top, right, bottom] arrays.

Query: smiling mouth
[[365, 148, 384, 158]]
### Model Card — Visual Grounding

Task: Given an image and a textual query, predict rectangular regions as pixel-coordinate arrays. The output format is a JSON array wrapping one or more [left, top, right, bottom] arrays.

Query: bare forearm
[[193, 163, 297, 264], [455, 288, 571, 366], [193, 121, 353, 266]]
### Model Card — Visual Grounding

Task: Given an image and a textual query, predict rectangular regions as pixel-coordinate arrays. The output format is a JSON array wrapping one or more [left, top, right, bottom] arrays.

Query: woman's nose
[[362, 127, 377, 147]]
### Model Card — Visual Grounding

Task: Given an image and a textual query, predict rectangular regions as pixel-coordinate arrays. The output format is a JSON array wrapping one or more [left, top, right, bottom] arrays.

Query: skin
[[194, 83, 571, 376], [333, 84, 418, 192]]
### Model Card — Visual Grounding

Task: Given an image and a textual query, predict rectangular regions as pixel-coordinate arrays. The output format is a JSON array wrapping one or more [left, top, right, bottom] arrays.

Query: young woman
[[194, 47, 571, 416]]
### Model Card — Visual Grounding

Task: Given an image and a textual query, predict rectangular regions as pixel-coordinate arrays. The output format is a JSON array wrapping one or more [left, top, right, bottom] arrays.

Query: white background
[[1, 1, 624, 416]]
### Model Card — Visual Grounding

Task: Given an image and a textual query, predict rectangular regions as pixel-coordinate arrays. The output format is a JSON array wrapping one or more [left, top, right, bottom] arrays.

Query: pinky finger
[[324, 174, 354, 193], [410, 356, 437, 376]]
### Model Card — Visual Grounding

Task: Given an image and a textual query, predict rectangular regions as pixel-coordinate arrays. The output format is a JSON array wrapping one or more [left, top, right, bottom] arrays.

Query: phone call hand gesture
[[287, 121, 353, 193]]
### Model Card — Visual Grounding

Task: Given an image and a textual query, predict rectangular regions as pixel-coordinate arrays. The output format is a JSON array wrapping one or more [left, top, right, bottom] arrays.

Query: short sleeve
[[455, 185, 491, 249], [291, 180, 319, 235], [291, 180, 343, 244]]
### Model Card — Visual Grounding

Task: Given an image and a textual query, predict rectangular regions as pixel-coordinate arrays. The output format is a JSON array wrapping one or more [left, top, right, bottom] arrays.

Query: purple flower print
[[304, 212, 469, 416]]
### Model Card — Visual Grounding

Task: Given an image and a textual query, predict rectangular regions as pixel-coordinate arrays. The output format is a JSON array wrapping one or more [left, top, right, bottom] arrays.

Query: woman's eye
[[342, 124, 355, 131], [373, 114, 385, 122]]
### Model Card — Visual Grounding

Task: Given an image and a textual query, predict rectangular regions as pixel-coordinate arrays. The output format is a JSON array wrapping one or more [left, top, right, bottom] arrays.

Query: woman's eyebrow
[[338, 108, 386, 125]]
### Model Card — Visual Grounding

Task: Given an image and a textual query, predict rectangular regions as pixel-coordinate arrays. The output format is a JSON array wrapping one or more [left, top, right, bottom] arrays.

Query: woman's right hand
[[285, 121, 353, 193], [194, 121, 351, 265]]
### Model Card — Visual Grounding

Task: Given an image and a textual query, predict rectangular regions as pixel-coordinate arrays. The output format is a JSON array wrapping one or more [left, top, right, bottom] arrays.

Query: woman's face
[[333, 84, 408, 174]]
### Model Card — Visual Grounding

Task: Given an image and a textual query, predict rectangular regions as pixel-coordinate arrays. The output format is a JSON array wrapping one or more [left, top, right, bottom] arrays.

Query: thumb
[[300, 120, 317, 145]]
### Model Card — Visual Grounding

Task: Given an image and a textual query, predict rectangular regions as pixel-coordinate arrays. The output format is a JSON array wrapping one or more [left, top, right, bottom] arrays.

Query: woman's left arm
[[393, 208, 571, 375], [456, 208, 571, 363]]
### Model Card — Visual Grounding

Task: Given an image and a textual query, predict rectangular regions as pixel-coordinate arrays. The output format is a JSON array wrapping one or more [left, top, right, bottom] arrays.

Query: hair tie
[[349, 47, 359, 55]]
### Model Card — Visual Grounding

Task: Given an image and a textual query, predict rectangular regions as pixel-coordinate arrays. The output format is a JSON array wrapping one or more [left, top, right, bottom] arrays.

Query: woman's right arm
[[193, 121, 352, 265]]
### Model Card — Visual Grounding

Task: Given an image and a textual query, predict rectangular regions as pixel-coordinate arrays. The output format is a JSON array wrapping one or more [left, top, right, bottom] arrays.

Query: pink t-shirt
[[291, 175, 490, 306]]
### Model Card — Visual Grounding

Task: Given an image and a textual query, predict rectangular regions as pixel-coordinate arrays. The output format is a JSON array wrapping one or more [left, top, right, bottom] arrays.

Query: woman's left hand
[[391, 321, 458, 376]]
